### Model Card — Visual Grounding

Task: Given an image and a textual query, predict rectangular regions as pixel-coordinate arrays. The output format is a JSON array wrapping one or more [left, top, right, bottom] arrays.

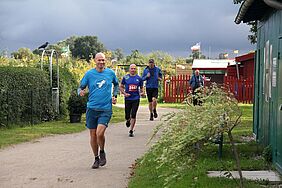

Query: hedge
[[0, 64, 79, 127], [53, 66, 78, 116], [0, 67, 54, 127]]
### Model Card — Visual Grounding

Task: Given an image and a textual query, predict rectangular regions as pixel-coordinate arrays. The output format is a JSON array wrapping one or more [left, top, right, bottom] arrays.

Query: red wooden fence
[[224, 76, 254, 104], [163, 75, 191, 103], [163, 75, 254, 103]]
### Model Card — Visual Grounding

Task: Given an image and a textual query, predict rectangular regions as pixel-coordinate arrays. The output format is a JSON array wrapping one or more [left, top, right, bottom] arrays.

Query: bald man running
[[78, 52, 119, 169], [119, 64, 144, 137]]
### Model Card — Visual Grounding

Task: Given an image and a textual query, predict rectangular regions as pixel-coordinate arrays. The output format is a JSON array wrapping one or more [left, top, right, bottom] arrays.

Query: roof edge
[[235, 0, 256, 24], [263, 0, 282, 9]]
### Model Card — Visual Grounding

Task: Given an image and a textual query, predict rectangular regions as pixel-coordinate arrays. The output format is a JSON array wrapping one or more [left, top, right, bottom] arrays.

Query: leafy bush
[[67, 91, 87, 115], [0, 67, 54, 127], [40, 64, 78, 117], [262, 145, 272, 163], [56, 66, 79, 117]]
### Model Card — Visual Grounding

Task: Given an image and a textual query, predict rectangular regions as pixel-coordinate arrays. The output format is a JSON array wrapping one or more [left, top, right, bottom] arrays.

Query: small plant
[[262, 145, 272, 164], [67, 90, 87, 123]]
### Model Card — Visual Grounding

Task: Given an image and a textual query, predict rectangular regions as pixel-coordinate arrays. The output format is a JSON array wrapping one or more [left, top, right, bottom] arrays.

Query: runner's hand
[[112, 97, 117, 104], [79, 89, 86, 96], [124, 93, 131, 97]]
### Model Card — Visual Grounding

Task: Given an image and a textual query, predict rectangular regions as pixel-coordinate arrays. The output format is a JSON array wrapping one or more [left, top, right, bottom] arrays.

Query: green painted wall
[[254, 10, 282, 174]]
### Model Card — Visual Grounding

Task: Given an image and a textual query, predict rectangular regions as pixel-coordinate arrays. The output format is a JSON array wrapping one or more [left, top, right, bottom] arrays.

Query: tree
[[11, 48, 34, 61], [0, 49, 9, 58], [233, 0, 257, 44], [58, 36, 78, 51], [247, 21, 257, 44], [57, 36, 78, 56], [112, 48, 124, 61], [124, 50, 145, 65], [71, 36, 106, 62], [188, 50, 206, 60], [33, 43, 66, 57], [130, 49, 141, 59], [186, 57, 193, 64], [147, 51, 176, 76], [33, 36, 79, 56]]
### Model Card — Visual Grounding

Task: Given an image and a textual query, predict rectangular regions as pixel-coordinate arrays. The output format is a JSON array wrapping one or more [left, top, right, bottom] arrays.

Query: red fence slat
[[223, 76, 254, 104], [163, 74, 192, 103]]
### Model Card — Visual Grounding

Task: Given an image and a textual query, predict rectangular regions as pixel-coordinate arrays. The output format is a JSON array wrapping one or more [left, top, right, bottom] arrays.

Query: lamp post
[[234, 50, 239, 79]]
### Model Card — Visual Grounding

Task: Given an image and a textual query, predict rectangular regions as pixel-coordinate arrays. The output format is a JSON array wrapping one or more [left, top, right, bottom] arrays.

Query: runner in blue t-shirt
[[78, 52, 119, 169], [142, 58, 162, 121], [119, 64, 144, 137]]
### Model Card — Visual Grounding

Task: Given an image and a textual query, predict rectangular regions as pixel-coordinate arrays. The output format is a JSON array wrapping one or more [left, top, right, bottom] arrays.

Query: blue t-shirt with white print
[[121, 74, 143, 101], [79, 68, 119, 111]]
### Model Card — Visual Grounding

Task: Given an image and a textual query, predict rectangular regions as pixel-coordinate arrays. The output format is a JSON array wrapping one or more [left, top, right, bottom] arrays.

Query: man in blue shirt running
[[142, 58, 162, 121], [78, 52, 119, 169], [120, 64, 144, 137]]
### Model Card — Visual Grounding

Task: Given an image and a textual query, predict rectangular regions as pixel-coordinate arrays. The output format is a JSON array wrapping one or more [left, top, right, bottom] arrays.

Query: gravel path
[[0, 106, 175, 188]]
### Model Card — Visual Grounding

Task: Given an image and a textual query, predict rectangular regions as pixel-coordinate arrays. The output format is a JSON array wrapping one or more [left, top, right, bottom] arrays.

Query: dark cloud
[[0, 0, 253, 57]]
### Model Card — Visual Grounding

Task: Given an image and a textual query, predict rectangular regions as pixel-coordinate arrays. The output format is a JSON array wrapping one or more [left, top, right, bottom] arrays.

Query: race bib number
[[129, 84, 137, 92]]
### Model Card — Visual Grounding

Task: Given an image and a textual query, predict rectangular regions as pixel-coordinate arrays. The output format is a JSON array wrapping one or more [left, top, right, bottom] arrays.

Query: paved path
[[0, 106, 175, 188]]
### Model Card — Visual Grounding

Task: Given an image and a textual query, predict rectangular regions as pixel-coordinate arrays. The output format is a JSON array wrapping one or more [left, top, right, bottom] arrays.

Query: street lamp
[[233, 50, 240, 79]]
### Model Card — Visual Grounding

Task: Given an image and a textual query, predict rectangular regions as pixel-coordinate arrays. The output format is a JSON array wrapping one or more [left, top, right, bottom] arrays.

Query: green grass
[[117, 95, 148, 106], [0, 106, 124, 149], [111, 105, 125, 123], [130, 144, 265, 188], [157, 102, 186, 109], [232, 104, 254, 142], [128, 104, 270, 188], [0, 120, 85, 149]]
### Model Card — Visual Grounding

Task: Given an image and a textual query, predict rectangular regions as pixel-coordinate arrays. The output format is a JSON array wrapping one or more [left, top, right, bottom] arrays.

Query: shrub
[[262, 145, 272, 163], [0, 66, 54, 127], [67, 91, 87, 115], [40, 64, 78, 117]]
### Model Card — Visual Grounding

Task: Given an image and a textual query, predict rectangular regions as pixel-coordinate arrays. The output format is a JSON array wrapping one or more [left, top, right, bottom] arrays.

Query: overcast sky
[[0, 0, 253, 58]]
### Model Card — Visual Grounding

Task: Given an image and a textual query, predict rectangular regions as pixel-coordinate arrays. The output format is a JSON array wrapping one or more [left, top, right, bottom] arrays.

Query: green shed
[[235, 0, 282, 174]]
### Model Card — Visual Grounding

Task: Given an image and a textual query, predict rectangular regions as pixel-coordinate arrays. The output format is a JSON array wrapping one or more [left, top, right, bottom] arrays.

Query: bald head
[[95, 52, 106, 72], [95, 52, 105, 59], [129, 64, 137, 75], [130, 64, 136, 69], [195, 69, 200, 76]]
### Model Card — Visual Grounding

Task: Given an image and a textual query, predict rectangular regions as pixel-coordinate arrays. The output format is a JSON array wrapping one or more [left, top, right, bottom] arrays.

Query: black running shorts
[[146, 88, 158, 102], [125, 99, 140, 120]]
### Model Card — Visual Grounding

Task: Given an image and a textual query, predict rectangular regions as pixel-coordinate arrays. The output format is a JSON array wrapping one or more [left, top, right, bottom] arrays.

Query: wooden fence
[[224, 76, 254, 104], [163, 75, 191, 103], [163, 74, 254, 104]]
